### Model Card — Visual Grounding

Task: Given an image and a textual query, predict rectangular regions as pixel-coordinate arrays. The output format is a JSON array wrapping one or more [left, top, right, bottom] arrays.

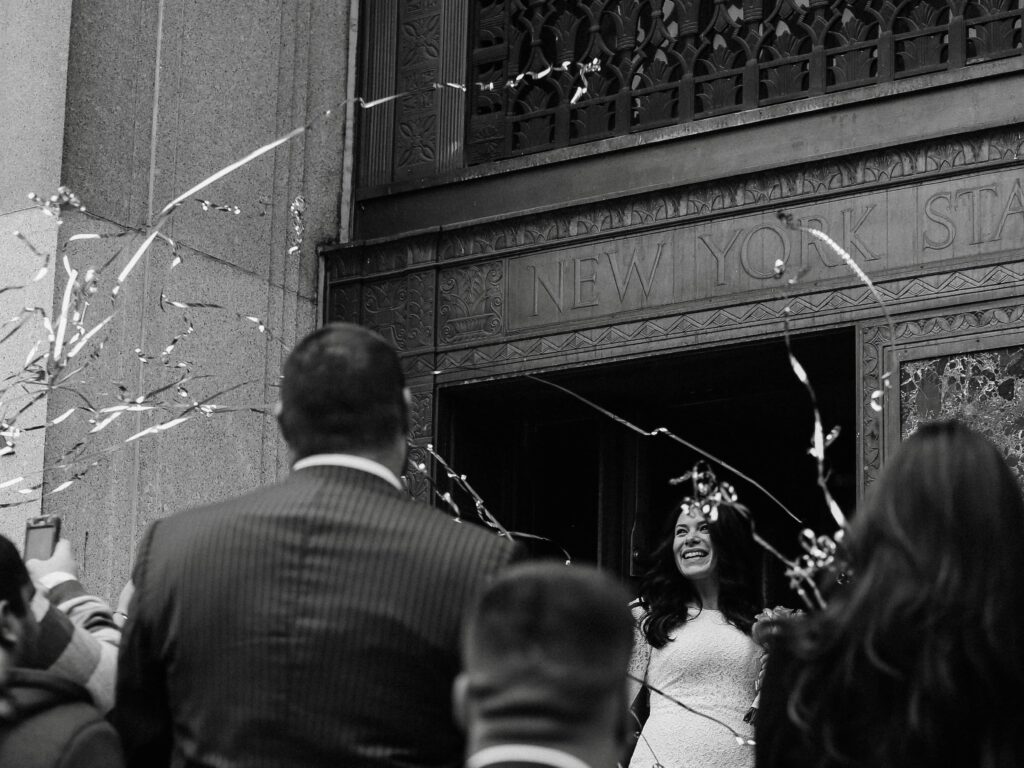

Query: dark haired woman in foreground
[[756, 420, 1024, 768], [628, 499, 762, 768]]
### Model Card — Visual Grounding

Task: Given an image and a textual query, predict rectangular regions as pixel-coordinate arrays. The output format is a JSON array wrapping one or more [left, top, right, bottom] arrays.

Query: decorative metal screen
[[466, 0, 1024, 164]]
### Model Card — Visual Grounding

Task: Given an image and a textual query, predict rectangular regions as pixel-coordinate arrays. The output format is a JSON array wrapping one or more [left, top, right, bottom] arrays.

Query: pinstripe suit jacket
[[115, 464, 518, 768]]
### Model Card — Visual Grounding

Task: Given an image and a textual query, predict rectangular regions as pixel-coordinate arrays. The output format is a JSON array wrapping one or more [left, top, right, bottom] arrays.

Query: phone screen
[[24, 522, 58, 561]]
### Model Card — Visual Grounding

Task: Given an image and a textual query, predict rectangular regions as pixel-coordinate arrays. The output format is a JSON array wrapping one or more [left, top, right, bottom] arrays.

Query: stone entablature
[[328, 125, 1024, 344], [326, 125, 1024, 501]]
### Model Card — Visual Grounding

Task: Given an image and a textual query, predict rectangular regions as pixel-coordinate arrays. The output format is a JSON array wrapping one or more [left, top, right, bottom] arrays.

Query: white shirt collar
[[466, 745, 593, 768], [291, 453, 404, 492]]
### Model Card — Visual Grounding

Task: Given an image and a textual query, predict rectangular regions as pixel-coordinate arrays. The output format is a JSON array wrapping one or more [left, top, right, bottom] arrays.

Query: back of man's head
[[278, 323, 407, 459], [459, 562, 633, 748]]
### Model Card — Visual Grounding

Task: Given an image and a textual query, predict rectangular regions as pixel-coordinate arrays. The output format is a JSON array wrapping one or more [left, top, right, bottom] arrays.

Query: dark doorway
[[434, 328, 856, 603]]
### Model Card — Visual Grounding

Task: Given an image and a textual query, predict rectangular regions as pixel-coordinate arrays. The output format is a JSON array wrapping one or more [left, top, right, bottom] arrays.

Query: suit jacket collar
[[466, 744, 594, 768], [292, 453, 404, 492]]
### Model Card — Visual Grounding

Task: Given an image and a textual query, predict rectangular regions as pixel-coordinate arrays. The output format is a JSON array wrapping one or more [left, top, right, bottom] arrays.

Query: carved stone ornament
[[394, 0, 442, 179], [465, 0, 1023, 164], [439, 125, 1024, 262], [861, 300, 1024, 492], [362, 273, 434, 351], [405, 443, 432, 502], [439, 263, 504, 343], [326, 284, 362, 324], [409, 389, 434, 439]]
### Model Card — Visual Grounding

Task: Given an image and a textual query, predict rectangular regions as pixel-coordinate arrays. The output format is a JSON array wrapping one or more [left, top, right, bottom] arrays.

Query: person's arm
[[626, 600, 651, 703], [26, 540, 119, 714], [113, 523, 173, 768]]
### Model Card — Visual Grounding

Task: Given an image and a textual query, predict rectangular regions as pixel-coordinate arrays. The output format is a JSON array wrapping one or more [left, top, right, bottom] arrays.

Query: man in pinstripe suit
[[114, 323, 520, 768]]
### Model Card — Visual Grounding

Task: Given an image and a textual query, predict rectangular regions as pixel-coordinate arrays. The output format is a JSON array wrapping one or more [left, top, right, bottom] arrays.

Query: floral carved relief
[[362, 273, 434, 351], [394, 1, 441, 178], [439, 263, 504, 344], [409, 390, 434, 440]]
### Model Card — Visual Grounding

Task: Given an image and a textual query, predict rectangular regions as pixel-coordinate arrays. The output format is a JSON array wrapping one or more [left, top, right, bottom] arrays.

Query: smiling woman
[[674, 510, 717, 584], [627, 500, 763, 768]]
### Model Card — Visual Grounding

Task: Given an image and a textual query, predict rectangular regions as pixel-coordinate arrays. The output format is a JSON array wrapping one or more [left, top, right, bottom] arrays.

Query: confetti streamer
[[4, 59, 614, 505], [416, 444, 573, 564], [627, 673, 756, 748], [288, 195, 305, 256], [524, 375, 802, 526], [778, 211, 896, 413], [780, 308, 847, 529], [195, 199, 241, 215]]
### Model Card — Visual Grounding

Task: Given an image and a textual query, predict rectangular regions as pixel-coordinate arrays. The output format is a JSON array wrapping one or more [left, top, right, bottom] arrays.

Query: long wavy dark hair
[[781, 420, 1024, 767], [638, 500, 761, 647]]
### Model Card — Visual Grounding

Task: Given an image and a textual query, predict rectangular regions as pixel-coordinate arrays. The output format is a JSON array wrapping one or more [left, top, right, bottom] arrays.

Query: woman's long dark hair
[[638, 500, 761, 647], [781, 420, 1024, 767]]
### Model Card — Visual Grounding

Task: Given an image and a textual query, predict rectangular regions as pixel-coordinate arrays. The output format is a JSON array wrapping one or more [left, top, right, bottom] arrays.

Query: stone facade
[[1, 1, 356, 600]]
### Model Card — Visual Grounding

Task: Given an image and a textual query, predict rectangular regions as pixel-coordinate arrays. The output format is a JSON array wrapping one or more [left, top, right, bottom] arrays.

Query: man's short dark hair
[[0, 535, 31, 617], [462, 562, 633, 728], [278, 323, 408, 458]]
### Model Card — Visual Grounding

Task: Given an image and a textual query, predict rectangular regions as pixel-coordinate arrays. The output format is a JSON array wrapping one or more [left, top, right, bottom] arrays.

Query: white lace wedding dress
[[628, 604, 760, 768]]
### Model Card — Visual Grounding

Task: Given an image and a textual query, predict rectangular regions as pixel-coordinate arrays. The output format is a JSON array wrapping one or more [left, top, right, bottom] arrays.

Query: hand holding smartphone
[[24, 515, 61, 561]]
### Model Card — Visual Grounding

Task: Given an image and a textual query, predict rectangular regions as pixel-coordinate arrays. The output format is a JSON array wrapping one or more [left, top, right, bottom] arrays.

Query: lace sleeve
[[627, 600, 652, 702]]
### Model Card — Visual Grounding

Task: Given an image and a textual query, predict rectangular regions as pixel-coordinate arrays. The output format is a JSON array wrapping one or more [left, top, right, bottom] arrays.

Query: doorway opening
[[435, 327, 856, 600]]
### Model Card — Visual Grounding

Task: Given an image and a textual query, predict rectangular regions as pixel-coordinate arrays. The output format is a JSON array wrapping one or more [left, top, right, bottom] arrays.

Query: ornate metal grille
[[466, 0, 1024, 164]]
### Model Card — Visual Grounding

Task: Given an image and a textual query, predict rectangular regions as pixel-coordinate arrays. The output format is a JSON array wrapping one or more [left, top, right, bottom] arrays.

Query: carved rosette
[[439, 263, 504, 344]]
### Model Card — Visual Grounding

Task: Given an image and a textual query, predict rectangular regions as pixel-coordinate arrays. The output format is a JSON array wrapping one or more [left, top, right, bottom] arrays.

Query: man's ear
[[452, 672, 470, 733]]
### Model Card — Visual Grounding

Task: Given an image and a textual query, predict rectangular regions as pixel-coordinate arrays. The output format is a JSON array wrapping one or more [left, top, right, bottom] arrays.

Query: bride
[[628, 492, 763, 768]]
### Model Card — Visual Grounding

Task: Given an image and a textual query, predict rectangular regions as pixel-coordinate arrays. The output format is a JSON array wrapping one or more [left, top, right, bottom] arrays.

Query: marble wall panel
[[901, 348, 1024, 480]]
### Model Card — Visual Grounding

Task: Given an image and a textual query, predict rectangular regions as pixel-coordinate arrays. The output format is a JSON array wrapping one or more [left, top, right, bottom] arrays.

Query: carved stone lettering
[[696, 231, 738, 286], [993, 179, 1024, 242], [923, 192, 955, 250], [505, 169, 1024, 332], [573, 256, 600, 308], [954, 186, 998, 245], [842, 204, 880, 261], [740, 225, 790, 279], [607, 244, 666, 303]]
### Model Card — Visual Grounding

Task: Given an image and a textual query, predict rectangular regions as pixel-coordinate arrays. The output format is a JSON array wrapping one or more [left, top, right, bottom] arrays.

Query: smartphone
[[24, 515, 61, 561]]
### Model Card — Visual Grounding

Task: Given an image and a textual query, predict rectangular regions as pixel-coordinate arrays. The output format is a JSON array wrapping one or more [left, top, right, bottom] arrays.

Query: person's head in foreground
[[0, 536, 39, 679], [277, 322, 409, 473], [456, 562, 634, 768], [780, 419, 1024, 767]]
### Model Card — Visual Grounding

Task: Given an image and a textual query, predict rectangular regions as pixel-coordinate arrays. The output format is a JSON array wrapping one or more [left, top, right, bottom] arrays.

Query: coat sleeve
[[112, 522, 173, 768]]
